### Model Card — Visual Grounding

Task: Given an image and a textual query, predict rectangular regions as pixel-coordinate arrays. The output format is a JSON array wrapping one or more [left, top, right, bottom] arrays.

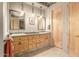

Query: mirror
[[9, 9, 25, 31], [38, 16, 46, 32]]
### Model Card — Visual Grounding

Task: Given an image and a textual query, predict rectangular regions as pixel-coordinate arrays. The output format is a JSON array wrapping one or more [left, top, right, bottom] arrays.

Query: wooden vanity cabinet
[[13, 33, 51, 55]]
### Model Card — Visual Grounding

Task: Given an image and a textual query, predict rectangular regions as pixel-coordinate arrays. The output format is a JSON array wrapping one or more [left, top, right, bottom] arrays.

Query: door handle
[[75, 35, 79, 37]]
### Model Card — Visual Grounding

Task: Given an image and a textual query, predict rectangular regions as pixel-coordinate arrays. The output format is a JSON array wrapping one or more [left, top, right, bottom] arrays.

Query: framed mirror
[[9, 9, 25, 33], [37, 16, 46, 32]]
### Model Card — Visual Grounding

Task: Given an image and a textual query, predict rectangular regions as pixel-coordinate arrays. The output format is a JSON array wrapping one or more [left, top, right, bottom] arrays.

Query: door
[[53, 5, 64, 49], [69, 3, 79, 56]]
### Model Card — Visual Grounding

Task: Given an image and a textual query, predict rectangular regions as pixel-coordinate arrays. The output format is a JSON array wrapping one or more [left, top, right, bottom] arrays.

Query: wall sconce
[[20, 2, 24, 16], [31, 3, 35, 17], [39, 6, 43, 19]]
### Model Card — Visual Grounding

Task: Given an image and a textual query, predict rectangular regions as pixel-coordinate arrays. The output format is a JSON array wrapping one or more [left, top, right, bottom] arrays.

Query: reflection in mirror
[[9, 9, 25, 30]]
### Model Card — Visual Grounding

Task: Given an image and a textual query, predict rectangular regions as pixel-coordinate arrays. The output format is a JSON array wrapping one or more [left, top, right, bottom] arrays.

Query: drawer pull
[[45, 38, 48, 39], [18, 42, 21, 45]]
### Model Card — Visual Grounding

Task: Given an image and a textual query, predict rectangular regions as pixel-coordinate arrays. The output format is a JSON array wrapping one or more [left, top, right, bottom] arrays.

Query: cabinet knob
[[18, 42, 21, 45]]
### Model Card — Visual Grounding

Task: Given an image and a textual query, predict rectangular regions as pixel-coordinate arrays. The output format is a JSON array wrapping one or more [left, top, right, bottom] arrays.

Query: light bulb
[[39, 15, 43, 19], [31, 13, 35, 17], [20, 11, 24, 16]]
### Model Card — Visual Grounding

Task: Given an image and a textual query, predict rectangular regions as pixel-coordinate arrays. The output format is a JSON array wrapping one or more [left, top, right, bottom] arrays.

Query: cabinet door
[[37, 34, 50, 49], [44, 34, 51, 46], [13, 37, 22, 54], [28, 36, 37, 51], [20, 36, 28, 52], [68, 3, 79, 56], [13, 41, 22, 54], [13, 36, 28, 54]]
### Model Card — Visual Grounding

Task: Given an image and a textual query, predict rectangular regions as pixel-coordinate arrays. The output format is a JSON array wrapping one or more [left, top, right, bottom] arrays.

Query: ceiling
[[25, 2, 56, 10], [38, 2, 56, 7]]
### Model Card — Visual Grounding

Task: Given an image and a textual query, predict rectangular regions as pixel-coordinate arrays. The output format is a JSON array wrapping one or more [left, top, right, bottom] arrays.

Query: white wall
[[0, 2, 4, 56], [62, 3, 69, 53], [3, 3, 9, 40]]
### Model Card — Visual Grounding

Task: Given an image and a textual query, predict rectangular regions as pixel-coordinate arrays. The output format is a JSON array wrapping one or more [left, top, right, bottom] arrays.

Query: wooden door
[[53, 5, 64, 49], [68, 3, 79, 56]]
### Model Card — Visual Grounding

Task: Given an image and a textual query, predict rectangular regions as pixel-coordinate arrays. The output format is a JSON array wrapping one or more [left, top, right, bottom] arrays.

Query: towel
[[4, 35, 14, 57]]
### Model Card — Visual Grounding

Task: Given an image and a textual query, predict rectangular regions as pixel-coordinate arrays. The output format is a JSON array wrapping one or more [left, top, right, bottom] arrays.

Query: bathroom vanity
[[12, 32, 51, 55]]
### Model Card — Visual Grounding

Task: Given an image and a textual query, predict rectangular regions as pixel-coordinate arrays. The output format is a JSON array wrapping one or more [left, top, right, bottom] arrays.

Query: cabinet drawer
[[13, 36, 28, 41], [39, 38, 45, 42], [20, 36, 28, 41], [13, 37, 21, 42], [14, 40, 28, 45]]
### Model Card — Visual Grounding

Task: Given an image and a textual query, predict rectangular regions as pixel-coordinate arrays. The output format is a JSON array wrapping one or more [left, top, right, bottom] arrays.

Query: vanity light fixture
[[39, 6, 43, 19], [31, 3, 35, 17], [20, 2, 24, 16]]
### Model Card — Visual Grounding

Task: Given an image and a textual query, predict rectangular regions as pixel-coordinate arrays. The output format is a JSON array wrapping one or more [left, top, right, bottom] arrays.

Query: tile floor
[[34, 47, 69, 57], [15, 47, 69, 57]]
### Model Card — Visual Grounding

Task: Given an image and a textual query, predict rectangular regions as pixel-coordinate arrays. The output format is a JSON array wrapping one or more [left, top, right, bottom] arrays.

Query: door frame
[[50, 2, 69, 52]]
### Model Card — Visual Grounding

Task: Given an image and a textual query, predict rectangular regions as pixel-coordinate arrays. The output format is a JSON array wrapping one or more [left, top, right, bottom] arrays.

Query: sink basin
[[24, 32, 39, 34]]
